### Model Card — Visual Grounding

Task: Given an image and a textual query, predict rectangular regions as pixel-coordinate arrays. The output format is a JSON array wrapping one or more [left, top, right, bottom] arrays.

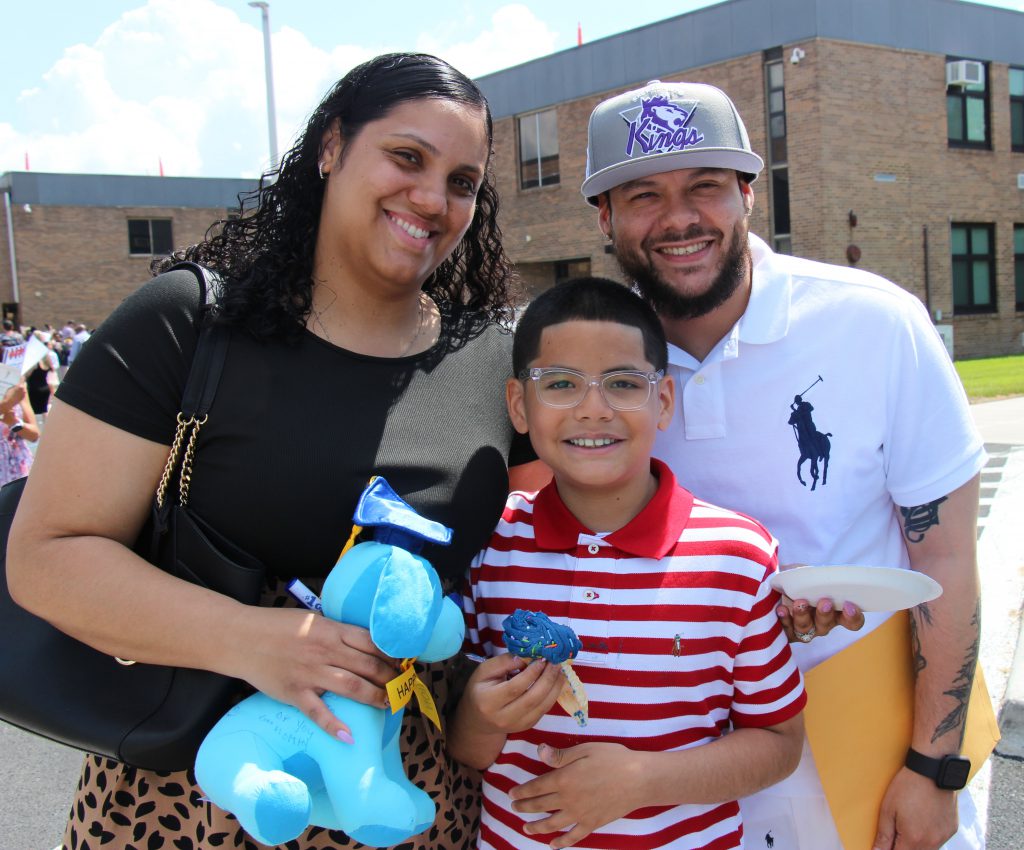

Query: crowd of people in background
[[0, 318, 92, 485]]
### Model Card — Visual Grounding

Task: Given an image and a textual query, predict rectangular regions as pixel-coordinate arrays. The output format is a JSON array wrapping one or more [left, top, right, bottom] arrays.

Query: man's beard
[[612, 221, 750, 320]]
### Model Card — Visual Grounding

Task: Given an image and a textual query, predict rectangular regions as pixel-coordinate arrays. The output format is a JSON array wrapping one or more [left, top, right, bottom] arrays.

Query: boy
[[450, 278, 806, 850]]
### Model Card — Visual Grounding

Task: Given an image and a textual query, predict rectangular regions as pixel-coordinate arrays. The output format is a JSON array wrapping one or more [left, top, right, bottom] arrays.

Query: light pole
[[248, 1, 279, 170]]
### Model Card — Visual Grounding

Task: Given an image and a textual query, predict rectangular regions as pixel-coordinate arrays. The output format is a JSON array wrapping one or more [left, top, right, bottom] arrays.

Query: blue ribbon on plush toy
[[194, 476, 462, 848]]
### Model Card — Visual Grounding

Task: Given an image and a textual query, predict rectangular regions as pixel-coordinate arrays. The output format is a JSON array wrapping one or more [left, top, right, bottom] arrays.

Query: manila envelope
[[803, 611, 1000, 850]]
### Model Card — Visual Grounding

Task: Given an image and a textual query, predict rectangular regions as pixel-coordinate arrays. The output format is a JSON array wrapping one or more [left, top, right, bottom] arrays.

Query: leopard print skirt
[[62, 580, 482, 850]]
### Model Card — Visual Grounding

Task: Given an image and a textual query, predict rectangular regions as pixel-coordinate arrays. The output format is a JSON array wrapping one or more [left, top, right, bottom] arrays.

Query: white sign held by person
[[0, 343, 26, 393]]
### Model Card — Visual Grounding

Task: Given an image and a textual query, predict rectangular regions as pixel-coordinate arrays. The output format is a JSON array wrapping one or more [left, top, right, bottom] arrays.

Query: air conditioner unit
[[946, 60, 984, 87]]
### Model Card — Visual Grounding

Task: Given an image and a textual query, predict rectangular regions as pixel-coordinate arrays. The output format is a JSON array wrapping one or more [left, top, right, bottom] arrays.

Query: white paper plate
[[769, 565, 942, 612]]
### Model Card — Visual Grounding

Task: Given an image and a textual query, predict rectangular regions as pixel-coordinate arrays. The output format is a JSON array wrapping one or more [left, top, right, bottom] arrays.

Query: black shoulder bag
[[0, 263, 265, 771]]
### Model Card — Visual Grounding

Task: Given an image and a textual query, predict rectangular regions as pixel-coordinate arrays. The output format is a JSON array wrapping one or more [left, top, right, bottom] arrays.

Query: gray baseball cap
[[581, 80, 764, 204]]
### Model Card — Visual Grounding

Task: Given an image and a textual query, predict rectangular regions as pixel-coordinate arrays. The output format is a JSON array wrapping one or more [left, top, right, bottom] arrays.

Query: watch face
[[938, 757, 971, 790]]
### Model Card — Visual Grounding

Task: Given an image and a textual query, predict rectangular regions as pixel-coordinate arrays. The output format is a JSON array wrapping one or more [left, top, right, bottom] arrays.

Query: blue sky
[[2, 0, 1022, 178]]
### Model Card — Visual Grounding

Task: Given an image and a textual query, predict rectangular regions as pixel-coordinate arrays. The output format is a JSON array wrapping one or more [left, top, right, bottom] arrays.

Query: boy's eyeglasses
[[519, 367, 665, 410]]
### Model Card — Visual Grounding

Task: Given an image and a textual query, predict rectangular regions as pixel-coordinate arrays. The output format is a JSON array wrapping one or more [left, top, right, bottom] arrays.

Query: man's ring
[[795, 627, 817, 643]]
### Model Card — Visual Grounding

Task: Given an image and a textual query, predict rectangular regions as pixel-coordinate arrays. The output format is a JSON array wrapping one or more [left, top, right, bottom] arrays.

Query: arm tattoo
[[931, 600, 981, 746], [909, 603, 932, 679], [900, 496, 948, 543]]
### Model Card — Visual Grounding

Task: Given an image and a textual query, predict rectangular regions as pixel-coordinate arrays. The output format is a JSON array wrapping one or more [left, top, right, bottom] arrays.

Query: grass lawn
[[954, 354, 1024, 400]]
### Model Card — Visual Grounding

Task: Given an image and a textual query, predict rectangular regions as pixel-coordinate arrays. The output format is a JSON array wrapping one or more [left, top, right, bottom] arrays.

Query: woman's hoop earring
[[318, 162, 327, 180]]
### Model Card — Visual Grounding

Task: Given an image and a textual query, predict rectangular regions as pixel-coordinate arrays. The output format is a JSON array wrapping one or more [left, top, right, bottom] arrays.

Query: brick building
[[0, 172, 255, 329], [477, 0, 1024, 360]]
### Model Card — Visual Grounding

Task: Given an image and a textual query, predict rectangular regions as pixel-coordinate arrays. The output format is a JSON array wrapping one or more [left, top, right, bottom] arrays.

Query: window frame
[[946, 57, 990, 150], [127, 218, 173, 256], [517, 108, 560, 190], [763, 54, 791, 254], [1014, 223, 1024, 312], [950, 222, 997, 315], [1010, 67, 1024, 153]]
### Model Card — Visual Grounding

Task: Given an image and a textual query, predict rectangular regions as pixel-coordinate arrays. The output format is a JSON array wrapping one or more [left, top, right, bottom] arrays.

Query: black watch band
[[905, 747, 971, 790]]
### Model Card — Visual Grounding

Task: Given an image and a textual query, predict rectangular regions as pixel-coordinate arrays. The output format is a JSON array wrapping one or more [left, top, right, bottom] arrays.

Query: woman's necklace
[[397, 294, 426, 357], [309, 288, 432, 357]]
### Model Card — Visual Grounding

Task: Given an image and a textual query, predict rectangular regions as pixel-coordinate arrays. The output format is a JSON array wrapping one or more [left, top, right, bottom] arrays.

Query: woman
[[25, 331, 60, 422], [9, 53, 519, 850], [0, 382, 39, 484]]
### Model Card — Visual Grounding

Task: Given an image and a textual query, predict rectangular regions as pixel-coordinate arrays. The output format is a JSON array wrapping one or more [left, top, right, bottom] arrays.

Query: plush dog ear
[[369, 547, 442, 658]]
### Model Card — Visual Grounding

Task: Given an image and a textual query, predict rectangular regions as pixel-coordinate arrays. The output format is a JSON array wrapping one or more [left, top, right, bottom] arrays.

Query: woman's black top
[[56, 269, 517, 589]]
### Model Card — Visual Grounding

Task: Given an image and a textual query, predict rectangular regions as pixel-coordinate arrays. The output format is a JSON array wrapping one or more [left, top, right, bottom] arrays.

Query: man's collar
[[738, 232, 791, 345], [533, 459, 694, 559]]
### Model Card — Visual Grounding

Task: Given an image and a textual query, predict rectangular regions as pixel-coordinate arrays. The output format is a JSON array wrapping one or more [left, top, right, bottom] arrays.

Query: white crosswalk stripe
[[978, 444, 1017, 539]]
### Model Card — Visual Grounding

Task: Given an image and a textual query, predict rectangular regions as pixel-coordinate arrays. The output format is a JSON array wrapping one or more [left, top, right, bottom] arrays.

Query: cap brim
[[582, 148, 764, 202]]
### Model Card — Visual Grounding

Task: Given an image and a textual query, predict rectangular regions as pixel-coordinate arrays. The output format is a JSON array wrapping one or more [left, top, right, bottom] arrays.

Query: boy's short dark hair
[[513, 277, 668, 375]]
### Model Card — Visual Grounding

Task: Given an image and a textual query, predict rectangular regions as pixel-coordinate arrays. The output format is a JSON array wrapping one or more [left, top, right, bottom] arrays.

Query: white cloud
[[1, 0, 557, 178], [418, 4, 558, 77]]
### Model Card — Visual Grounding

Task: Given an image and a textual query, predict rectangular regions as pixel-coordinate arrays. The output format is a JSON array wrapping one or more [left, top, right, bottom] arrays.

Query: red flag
[[577, 22, 582, 46], [24, 151, 29, 171], [159, 157, 164, 177]]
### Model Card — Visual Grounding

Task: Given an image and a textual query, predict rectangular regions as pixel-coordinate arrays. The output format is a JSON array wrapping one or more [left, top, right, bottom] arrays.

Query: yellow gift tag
[[413, 676, 442, 730], [385, 658, 442, 731], [386, 660, 418, 712]]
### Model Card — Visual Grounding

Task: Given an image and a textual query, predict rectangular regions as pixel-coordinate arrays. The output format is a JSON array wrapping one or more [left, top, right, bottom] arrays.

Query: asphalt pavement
[[2, 397, 1023, 850]]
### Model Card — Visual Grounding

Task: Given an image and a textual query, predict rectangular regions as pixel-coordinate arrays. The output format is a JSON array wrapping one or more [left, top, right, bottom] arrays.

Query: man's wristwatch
[[904, 748, 971, 790]]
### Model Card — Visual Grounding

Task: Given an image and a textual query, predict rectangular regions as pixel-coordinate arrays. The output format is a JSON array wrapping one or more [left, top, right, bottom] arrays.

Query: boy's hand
[[464, 654, 564, 735], [510, 742, 645, 849]]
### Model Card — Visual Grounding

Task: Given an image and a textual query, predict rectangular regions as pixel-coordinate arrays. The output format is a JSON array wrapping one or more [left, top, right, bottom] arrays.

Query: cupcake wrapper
[[556, 660, 588, 727]]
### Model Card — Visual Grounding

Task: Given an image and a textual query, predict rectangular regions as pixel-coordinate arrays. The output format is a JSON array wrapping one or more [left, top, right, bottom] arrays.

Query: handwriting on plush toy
[[253, 710, 315, 751], [194, 477, 461, 848]]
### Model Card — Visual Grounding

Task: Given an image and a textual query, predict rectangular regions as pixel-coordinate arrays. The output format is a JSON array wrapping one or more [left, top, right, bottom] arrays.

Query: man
[[67, 323, 91, 365], [0, 319, 24, 347], [579, 80, 985, 850]]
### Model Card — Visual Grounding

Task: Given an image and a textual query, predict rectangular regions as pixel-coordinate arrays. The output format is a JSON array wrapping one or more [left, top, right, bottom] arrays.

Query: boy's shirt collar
[[533, 459, 694, 559]]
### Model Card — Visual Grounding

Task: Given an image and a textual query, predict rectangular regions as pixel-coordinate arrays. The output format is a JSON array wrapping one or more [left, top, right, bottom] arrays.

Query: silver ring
[[794, 627, 817, 644]]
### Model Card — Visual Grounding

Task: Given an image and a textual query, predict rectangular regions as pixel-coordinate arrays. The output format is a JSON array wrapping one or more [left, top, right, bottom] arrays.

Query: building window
[[518, 109, 559, 189], [1015, 225, 1024, 311], [1011, 68, 1024, 152], [554, 258, 591, 284], [946, 59, 989, 148], [951, 224, 996, 314], [763, 50, 791, 254], [128, 219, 173, 255]]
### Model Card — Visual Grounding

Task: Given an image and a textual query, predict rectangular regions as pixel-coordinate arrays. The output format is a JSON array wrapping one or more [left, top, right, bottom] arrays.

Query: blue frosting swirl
[[501, 609, 581, 664]]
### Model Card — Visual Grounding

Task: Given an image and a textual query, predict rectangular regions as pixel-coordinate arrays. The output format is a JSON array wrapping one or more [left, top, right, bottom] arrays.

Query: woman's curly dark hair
[[155, 52, 516, 342]]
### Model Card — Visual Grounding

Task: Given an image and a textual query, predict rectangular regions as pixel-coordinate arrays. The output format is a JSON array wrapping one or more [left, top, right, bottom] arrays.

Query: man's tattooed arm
[[909, 602, 932, 679], [900, 496, 949, 543], [931, 600, 981, 746]]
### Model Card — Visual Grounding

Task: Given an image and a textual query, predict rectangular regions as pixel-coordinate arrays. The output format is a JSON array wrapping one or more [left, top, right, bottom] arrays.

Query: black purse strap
[[174, 261, 229, 419], [155, 263, 229, 511]]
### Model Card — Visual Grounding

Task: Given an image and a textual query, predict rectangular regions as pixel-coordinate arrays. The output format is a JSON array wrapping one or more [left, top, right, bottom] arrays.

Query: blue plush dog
[[195, 477, 464, 847]]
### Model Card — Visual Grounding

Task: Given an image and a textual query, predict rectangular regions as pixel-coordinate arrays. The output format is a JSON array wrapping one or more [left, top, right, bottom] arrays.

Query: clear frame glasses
[[520, 367, 665, 411]]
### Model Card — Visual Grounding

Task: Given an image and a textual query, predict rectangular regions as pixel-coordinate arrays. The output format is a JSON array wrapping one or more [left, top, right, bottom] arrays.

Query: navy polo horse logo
[[788, 376, 832, 490], [623, 95, 705, 157]]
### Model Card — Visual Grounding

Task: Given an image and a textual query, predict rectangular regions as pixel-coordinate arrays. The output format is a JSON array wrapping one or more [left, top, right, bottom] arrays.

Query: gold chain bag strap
[[114, 411, 208, 668], [0, 262, 265, 770]]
